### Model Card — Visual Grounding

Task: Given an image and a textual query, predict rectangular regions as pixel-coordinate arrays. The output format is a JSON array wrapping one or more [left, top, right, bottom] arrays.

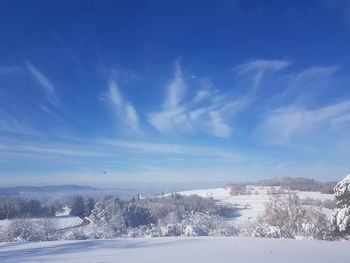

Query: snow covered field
[[178, 186, 334, 225], [0, 186, 344, 263], [0, 236, 349, 263]]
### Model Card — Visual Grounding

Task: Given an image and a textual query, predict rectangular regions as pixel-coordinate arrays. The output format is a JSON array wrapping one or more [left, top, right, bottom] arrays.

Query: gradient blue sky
[[1, 0, 350, 187]]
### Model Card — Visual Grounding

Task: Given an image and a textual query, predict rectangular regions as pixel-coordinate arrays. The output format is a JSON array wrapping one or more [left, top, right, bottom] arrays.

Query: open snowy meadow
[[178, 186, 334, 225], [0, 236, 349, 263], [0, 183, 347, 263]]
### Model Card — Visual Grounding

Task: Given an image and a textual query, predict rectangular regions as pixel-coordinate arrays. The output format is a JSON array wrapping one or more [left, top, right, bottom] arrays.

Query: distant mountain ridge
[[0, 185, 99, 196]]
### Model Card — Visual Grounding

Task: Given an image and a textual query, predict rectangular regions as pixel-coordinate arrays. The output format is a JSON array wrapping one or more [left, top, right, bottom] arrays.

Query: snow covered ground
[[55, 206, 71, 217], [178, 186, 334, 225], [0, 236, 349, 263]]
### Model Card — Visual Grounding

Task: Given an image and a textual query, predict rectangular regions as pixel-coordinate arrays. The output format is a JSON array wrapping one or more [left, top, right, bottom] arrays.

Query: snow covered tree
[[122, 199, 154, 228], [252, 193, 331, 239], [70, 195, 85, 216], [332, 175, 350, 236], [6, 218, 58, 242], [88, 196, 127, 239], [263, 192, 303, 235], [86, 197, 95, 215]]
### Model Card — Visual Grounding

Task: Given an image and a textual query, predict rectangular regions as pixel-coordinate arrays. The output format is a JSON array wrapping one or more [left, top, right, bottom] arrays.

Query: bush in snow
[[332, 174, 350, 237], [241, 220, 292, 239], [164, 223, 183, 236], [5, 218, 58, 242], [62, 228, 88, 240], [244, 193, 332, 240], [229, 184, 251, 196], [87, 194, 236, 239], [298, 207, 331, 240], [127, 224, 164, 238], [122, 198, 155, 228], [88, 196, 127, 239]]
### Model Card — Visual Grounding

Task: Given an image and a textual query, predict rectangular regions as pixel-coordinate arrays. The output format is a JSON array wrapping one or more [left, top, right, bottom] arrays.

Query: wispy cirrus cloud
[[26, 62, 59, 106], [0, 62, 62, 134], [252, 60, 349, 147], [0, 135, 243, 164], [17, 145, 106, 157], [236, 59, 291, 75], [0, 107, 40, 135], [100, 139, 242, 160], [270, 65, 339, 104], [164, 59, 186, 108], [0, 139, 108, 160], [102, 80, 139, 131], [236, 59, 292, 92], [258, 100, 350, 145], [148, 60, 251, 138]]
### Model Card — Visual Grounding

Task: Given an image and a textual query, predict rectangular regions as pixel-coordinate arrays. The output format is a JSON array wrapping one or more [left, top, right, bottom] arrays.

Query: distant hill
[[0, 184, 159, 198], [0, 185, 98, 196]]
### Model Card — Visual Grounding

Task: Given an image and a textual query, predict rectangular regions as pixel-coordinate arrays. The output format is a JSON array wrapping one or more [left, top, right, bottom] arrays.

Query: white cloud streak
[[100, 139, 242, 160], [103, 80, 139, 131], [259, 100, 350, 144], [236, 59, 292, 92], [26, 62, 59, 106], [164, 59, 186, 108], [148, 60, 250, 138], [0, 143, 107, 158]]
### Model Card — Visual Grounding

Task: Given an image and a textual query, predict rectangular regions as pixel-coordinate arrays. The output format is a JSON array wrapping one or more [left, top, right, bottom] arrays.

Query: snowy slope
[[0, 236, 349, 263], [178, 187, 334, 225]]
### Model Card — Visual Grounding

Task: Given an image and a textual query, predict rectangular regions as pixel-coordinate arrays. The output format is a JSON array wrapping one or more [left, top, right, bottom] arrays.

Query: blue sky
[[1, 0, 350, 187]]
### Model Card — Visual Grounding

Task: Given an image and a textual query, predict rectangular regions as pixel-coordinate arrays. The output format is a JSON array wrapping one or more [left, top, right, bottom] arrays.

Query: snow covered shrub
[[181, 211, 235, 236], [297, 207, 331, 240], [88, 196, 127, 239], [127, 224, 164, 237], [7, 219, 41, 241], [36, 218, 59, 241], [122, 199, 155, 228], [332, 175, 350, 237], [229, 184, 251, 196], [164, 223, 182, 236], [6, 218, 58, 242], [62, 228, 88, 240], [182, 213, 211, 236], [86, 193, 236, 239], [241, 220, 292, 238], [255, 193, 332, 240], [263, 193, 303, 235]]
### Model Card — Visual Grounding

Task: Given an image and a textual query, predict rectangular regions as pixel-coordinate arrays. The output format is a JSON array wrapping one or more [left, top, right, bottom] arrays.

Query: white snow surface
[[55, 206, 71, 217], [178, 186, 334, 225], [0, 236, 349, 263]]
